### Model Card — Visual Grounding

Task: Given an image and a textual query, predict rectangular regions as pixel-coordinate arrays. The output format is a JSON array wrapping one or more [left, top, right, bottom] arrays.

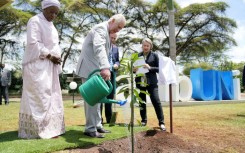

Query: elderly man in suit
[[100, 33, 120, 124], [0, 63, 11, 105], [76, 14, 126, 138]]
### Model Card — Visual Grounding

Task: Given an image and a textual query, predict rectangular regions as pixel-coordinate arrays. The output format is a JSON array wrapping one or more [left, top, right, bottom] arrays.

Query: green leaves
[[131, 52, 139, 62], [116, 53, 150, 146], [117, 54, 149, 105]]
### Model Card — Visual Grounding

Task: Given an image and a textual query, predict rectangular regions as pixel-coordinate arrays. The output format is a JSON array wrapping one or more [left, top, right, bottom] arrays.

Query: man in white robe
[[18, 0, 65, 139]]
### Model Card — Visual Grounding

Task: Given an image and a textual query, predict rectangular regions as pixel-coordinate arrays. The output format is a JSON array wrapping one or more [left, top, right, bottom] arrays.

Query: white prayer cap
[[41, 0, 60, 10]]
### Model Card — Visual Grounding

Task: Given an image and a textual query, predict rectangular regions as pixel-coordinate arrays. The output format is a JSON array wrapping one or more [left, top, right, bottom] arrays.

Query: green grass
[[1, 100, 245, 153], [172, 103, 245, 127], [0, 100, 147, 153], [166, 103, 245, 153], [0, 125, 146, 153]]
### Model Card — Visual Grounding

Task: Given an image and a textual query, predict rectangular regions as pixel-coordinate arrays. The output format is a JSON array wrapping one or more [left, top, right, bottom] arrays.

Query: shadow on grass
[[0, 129, 96, 149], [0, 124, 147, 152], [61, 129, 97, 148], [113, 123, 142, 127], [0, 131, 19, 142]]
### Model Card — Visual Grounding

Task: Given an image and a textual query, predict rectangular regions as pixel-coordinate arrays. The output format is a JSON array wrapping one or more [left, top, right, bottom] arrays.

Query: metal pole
[[167, 0, 176, 133], [169, 84, 173, 133], [73, 90, 75, 104], [168, 0, 176, 62]]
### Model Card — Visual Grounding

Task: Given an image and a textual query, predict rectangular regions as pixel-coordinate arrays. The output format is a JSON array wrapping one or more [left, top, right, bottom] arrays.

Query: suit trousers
[[138, 84, 164, 126], [0, 85, 9, 104], [82, 78, 103, 133], [100, 71, 115, 123]]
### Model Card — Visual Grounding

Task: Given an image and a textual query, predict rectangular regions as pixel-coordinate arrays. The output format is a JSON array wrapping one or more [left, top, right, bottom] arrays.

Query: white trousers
[[82, 78, 103, 132]]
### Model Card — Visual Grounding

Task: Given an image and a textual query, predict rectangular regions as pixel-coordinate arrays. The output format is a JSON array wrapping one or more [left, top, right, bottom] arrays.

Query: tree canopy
[[0, 0, 238, 72], [0, 6, 31, 63]]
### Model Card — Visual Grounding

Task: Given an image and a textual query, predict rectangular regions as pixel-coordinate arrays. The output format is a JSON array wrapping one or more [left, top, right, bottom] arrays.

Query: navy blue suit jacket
[[111, 45, 119, 67], [135, 51, 159, 88]]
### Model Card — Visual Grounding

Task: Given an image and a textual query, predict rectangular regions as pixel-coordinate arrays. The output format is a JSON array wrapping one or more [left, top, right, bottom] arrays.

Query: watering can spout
[[117, 100, 127, 106], [100, 98, 127, 106]]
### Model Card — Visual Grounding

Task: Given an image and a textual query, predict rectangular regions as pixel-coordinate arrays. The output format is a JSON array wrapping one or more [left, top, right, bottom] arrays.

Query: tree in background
[[0, 0, 239, 91], [126, 0, 237, 65], [9, 69, 23, 93], [182, 62, 213, 76], [58, 0, 115, 70], [218, 60, 245, 91], [15, 0, 121, 71], [0, 5, 31, 63], [1, 0, 238, 71]]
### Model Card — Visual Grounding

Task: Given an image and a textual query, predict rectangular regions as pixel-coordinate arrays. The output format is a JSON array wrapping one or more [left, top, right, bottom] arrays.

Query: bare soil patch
[[59, 103, 245, 153], [66, 129, 214, 153]]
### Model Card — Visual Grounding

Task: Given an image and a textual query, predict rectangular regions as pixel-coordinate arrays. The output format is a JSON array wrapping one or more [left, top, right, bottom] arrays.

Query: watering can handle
[[88, 69, 113, 94], [88, 69, 101, 79]]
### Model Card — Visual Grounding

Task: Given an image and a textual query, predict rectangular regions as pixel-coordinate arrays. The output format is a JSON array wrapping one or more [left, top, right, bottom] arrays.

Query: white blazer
[[76, 21, 111, 78]]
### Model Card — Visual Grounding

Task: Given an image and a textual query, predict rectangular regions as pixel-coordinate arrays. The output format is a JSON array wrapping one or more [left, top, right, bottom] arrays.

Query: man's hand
[[113, 64, 119, 70], [100, 68, 111, 81]]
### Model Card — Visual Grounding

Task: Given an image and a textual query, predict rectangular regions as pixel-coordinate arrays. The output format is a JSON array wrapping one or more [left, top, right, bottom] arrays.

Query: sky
[[146, 0, 245, 63]]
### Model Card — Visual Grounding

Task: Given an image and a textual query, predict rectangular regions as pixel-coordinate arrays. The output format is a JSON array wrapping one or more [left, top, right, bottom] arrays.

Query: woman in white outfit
[[18, 0, 65, 139]]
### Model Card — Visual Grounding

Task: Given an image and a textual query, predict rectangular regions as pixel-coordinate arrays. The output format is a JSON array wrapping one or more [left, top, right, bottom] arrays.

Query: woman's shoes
[[160, 124, 166, 131], [141, 122, 147, 126]]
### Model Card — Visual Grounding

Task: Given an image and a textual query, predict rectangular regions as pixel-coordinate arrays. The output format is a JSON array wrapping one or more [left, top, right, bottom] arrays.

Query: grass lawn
[[0, 99, 245, 153], [0, 100, 148, 153]]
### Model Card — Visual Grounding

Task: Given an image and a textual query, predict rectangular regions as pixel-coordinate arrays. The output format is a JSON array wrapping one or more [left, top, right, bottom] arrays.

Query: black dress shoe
[[84, 131, 104, 138], [97, 128, 111, 133]]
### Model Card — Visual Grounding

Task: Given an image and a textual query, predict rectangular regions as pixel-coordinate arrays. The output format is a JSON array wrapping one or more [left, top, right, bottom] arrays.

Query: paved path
[[9, 93, 245, 107]]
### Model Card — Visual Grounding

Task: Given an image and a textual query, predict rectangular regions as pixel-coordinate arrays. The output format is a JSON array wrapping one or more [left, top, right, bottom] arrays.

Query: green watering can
[[79, 69, 127, 106]]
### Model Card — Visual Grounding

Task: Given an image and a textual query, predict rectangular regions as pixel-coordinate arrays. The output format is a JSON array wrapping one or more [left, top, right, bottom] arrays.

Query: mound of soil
[[70, 129, 213, 153]]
